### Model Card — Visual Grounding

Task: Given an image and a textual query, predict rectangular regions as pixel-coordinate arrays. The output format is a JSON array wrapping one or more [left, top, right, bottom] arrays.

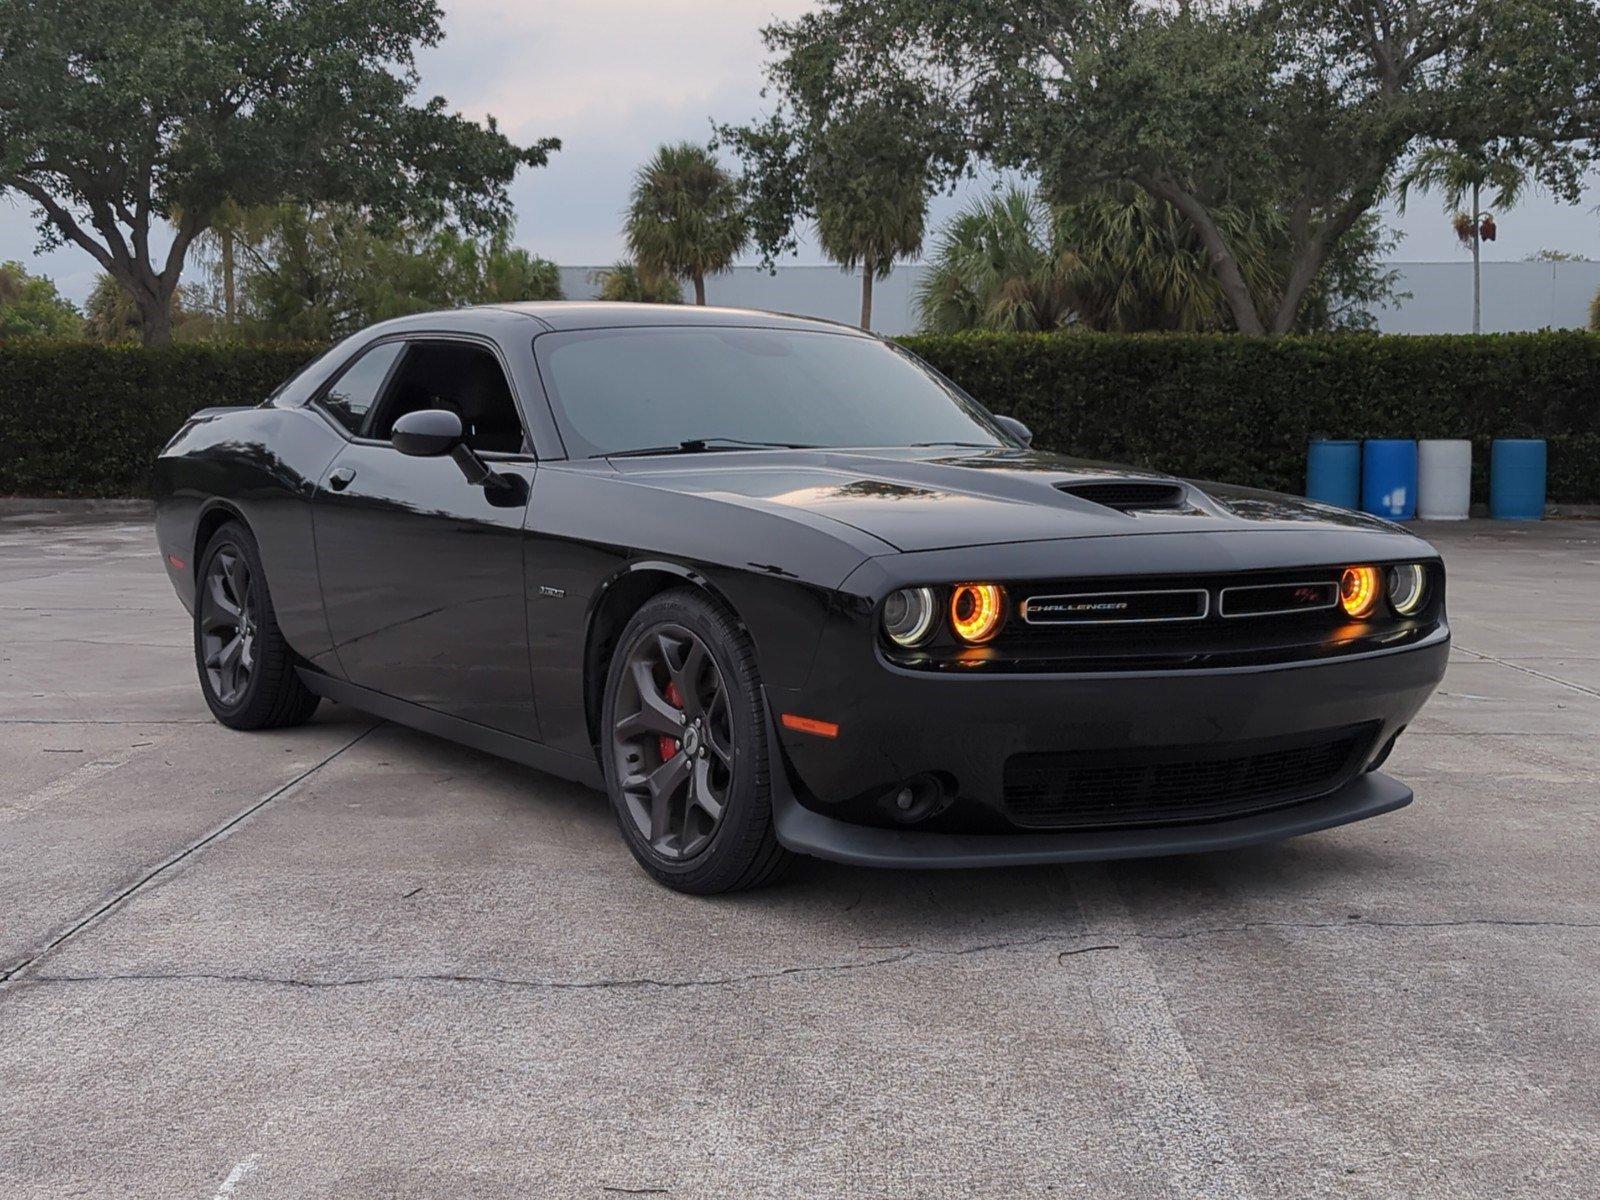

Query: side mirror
[[994, 414, 1033, 447], [391, 408, 464, 457]]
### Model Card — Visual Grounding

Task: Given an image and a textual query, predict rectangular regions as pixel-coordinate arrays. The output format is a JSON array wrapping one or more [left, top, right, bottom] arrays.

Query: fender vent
[[1058, 481, 1187, 512]]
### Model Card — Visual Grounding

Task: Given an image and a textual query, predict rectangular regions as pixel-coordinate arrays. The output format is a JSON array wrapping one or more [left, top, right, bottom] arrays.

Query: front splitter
[[770, 765, 1413, 870]]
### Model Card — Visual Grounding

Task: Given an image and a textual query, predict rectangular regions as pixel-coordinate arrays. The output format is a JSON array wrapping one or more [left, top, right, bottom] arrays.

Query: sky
[[4, 0, 1598, 305]]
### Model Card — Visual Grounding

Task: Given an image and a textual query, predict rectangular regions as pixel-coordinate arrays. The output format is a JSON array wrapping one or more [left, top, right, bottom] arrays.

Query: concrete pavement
[[1, 511, 1596, 1198]]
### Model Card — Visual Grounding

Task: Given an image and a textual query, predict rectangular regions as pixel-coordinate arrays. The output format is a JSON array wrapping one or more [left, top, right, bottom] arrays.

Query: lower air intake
[[1001, 725, 1377, 830]]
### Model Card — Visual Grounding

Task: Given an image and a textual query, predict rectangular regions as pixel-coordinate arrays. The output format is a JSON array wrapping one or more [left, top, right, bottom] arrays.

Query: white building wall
[[556, 261, 1600, 337]]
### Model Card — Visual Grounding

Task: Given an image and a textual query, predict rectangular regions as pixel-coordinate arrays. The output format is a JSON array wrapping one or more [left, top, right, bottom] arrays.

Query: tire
[[600, 589, 793, 894], [194, 520, 321, 730]]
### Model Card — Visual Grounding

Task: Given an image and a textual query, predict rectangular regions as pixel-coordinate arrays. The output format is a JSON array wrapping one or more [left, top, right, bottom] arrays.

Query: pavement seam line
[[0, 721, 380, 986], [1069, 865, 1258, 1200], [1454, 644, 1600, 700]]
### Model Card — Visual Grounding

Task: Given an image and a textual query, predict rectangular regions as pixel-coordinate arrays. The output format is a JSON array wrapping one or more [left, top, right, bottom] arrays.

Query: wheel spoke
[[691, 759, 725, 823], [615, 659, 684, 740], [644, 752, 691, 842], [225, 554, 251, 612], [205, 571, 240, 622], [664, 634, 708, 718]]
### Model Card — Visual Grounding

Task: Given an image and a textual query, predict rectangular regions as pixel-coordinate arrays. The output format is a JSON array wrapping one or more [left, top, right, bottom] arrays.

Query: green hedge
[[903, 330, 1600, 505], [3, 331, 1598, 502], [0, 342, 320, 496]]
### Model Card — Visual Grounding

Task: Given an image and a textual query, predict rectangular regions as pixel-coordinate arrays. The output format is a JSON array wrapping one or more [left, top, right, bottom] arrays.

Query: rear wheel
[[194, 520, 320, 730], [601, 590, 792, 894]]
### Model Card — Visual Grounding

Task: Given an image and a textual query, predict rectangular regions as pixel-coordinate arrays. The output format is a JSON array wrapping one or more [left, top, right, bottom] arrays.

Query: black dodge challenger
[[154, 303, 1448, 893]]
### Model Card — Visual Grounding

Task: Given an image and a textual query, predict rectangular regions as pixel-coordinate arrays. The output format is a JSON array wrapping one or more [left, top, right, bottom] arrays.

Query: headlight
[[882, 587, 937, 647], [1339, 566, 1381, 618], [950, 583, 1006, 644], [1387, 563, 1428, 615]]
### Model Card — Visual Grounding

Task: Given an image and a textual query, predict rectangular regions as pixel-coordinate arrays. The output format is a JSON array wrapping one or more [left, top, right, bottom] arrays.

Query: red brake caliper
[[657, 681, 685, 761]]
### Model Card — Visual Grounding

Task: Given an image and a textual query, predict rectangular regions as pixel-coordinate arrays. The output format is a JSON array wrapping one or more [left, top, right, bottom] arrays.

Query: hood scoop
[[1057, 480, 1189, 513]]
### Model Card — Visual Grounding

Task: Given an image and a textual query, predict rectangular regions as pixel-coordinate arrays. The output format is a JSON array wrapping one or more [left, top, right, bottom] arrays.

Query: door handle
[[328, 466, 356, 492]]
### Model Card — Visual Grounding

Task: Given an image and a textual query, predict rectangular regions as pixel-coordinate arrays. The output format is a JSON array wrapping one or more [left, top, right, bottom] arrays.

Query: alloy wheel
[[199, 546, 257, 707], [611, 623, 735, 861]]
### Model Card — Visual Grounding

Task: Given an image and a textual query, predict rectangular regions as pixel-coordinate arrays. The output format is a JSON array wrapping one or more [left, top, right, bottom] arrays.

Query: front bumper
[[765, 622, 1449, 859]]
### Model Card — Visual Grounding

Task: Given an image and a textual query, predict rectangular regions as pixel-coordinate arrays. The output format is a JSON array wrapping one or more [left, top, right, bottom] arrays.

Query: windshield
[[533, 326, 1009, 458]]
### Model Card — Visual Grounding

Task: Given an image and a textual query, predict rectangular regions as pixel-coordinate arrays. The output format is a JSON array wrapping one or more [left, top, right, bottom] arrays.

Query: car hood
[[608, 446, 1402, 553]]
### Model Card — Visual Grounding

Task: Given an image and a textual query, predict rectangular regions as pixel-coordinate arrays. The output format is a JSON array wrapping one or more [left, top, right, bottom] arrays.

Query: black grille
[[1001, 725, 1376, 830], [1022, 588, 1206, 624], [1059, 481, 1187, 512]]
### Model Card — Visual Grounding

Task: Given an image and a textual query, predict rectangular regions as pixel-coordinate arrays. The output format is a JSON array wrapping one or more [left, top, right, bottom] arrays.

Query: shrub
[[903, 330, 1600, 505], [3, 331, 1599, 503], [0, 341, 319, 496]]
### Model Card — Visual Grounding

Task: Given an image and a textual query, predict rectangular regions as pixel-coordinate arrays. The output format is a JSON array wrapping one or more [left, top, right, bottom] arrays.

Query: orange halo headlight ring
[[950, 583, 1006, 644], [1339, 565, 1382, 618]]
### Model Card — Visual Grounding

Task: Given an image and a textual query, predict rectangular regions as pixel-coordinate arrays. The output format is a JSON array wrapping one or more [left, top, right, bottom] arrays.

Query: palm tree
[[1055, 186, 1281, 332], [589, 261, 684, 304], [916, 187, 1075, 333], [809, 114, 930, 330], [1397, 142, 1530, 334], [919, 185, 1320, 334], [626, 143, 747, 305]]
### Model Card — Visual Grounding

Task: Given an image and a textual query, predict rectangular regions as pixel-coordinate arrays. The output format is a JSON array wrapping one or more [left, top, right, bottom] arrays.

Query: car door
[[311, 336, 539, 739]]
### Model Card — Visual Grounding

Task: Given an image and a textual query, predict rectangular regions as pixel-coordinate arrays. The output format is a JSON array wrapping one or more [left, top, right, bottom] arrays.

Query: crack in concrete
[[12, 914, 1594, 994]]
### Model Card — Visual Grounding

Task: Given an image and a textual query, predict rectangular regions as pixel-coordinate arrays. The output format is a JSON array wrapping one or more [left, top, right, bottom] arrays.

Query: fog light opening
[[878, 775, 947, 825]]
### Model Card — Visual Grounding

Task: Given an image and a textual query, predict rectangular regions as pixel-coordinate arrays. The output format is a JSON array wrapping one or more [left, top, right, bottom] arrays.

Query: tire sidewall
[[600, 591, 771, 890]]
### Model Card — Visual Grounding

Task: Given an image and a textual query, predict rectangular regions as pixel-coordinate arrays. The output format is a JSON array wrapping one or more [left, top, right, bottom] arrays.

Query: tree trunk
[[1137, 176, 1265, 334], [1471, 182, 1482, 335], [693, 270, 706, 305], [138, 290, 174, 347], [860, 257, 875, 331]]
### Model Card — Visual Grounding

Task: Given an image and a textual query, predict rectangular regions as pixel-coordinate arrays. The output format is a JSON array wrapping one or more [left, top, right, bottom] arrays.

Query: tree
[[84, 273, 185, 343], [726, 104, 929, 331], [759, 0, 1600, 334], [0, 0, 557, 346], [916, 188, 1074, 332], [916, 184, 1397, 334], [0, 260, 81, 338], [626, 144, 747, 305], [207, 206, 563, 341], [1398, 143, 1530, 334], [808, 112, 932, 331], [590, 262, 684, 305]]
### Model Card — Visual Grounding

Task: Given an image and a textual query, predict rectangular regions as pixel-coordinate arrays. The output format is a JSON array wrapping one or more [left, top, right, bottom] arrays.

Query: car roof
[[482, 301, 867, 335]]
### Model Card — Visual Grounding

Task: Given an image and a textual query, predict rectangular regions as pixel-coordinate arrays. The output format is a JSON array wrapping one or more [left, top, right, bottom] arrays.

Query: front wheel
[[601, 590, 792, 894], [194, 520, 320, 730]]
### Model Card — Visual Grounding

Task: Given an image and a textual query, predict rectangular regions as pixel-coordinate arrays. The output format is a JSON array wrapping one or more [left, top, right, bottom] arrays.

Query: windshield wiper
[[608, 437, 818, 458]]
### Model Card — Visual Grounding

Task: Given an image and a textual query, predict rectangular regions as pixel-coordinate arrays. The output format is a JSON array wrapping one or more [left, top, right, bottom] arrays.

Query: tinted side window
[[366, 342, 526, 454], [319, 342, 405, 434]]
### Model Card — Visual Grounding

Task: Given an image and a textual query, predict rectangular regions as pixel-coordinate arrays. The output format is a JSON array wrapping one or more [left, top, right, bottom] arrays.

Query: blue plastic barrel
[[1490, 438, 1546, 520], [1361, 439, 1418, 520], [1306, 439, 1360, 509]]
